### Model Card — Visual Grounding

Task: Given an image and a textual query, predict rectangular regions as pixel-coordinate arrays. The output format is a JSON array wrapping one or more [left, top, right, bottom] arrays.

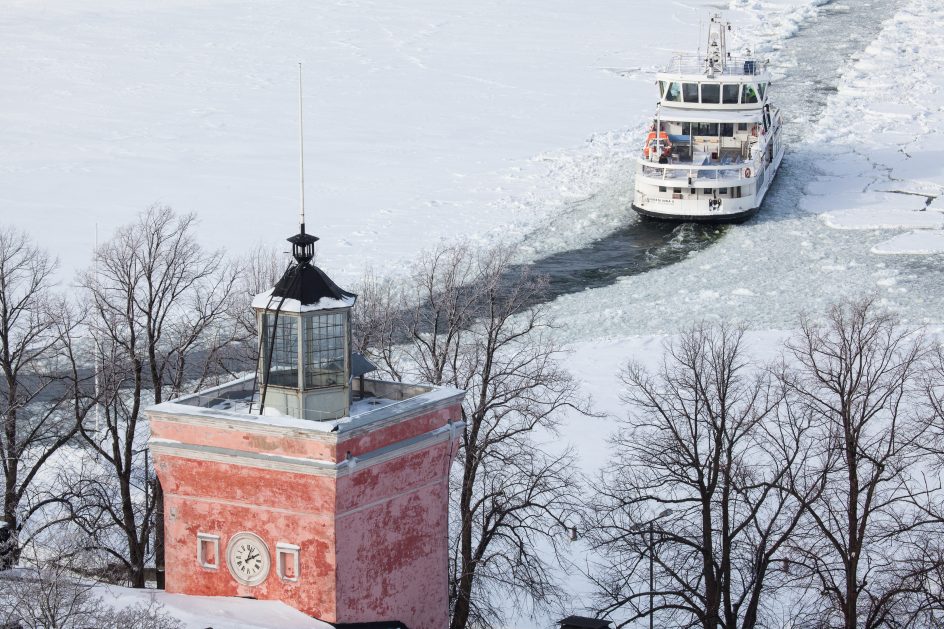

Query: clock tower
[[147, 225, 464, 629]]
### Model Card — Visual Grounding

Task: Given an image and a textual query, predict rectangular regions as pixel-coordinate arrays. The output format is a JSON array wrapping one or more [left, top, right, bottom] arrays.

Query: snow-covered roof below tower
[[252, 287, 356, 313], [147, 373, 464, 434], [98, 586, 335, 629]]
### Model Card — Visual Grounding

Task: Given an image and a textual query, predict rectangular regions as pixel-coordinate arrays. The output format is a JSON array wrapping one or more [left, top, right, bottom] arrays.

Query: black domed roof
[[269, 228, 356, 307], [271, 261, 356, 306]]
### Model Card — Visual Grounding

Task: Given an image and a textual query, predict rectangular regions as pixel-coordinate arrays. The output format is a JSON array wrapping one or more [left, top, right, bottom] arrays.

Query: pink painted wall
[[338, 406, 457, 458], [157, 456, 339, 619], [152, 400, 461, 629], [151, 402, 455, 463], [150, 417, 336, 461], [335, 441, 455, 629]]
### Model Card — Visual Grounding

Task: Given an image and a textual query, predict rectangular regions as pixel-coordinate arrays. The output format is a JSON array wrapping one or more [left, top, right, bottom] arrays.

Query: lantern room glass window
[[304, 312, 346, 389], [261, 314, 298, 387]]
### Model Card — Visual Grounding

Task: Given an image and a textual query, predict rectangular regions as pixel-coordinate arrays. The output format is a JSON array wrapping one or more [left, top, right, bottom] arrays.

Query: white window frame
[[197, 533, 220, 570], [276, 542, 300, 582]]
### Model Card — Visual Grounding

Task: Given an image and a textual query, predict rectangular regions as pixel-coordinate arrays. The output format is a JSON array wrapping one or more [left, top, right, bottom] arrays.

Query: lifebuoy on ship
[[744, 167, 752, 178], [643, 131, 672, 160]]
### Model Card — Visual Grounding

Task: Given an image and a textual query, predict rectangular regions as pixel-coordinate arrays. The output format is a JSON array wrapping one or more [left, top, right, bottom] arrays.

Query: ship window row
[[661, 81, 767, 104], [657, 186, 744, 198], [655, 122, 752, 138]]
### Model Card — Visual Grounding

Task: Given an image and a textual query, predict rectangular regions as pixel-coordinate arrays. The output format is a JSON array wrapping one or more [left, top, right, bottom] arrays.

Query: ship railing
[[662, 54, 768, 76], [636, 155, 764, 182]]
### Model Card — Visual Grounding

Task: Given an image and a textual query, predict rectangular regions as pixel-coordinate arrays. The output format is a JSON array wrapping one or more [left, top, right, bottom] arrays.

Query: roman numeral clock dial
[[225, 532, 270, 586]]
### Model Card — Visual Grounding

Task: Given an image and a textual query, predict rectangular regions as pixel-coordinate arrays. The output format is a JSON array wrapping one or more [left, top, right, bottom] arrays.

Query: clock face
[[226, 532, 270, 586]]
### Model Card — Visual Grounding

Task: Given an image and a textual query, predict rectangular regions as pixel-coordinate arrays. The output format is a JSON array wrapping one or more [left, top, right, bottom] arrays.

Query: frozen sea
[[1, 0, 847, 283]]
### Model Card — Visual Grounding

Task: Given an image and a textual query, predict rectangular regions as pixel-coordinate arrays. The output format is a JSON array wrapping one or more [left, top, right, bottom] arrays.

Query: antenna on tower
[[94, 222, 101, 433], [298, 61, 306, 235]]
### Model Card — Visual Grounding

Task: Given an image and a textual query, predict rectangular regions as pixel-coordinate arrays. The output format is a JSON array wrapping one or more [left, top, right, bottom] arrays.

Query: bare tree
[[898, 321, 944, 626], [0, 535, 183, 629], [228, 242, 288, 370], [351, 267, 399, 378], [780, 297, 937, 629], [0, 559, 102, 628], [74, 206, 240, 587], [585, 323, 806, 629], [0, 228, 96, 571], [354, 242, 588, 629]]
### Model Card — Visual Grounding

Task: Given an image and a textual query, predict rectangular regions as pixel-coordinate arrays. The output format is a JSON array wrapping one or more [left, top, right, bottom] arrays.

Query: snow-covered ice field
[[2, 0, 840, 283]]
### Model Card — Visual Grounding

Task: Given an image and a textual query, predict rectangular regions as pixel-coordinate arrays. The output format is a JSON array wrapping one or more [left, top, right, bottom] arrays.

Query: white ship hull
[[632, 142, 784, 223]]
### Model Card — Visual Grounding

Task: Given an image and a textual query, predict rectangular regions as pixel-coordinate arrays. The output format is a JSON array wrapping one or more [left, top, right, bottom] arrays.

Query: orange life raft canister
[[643, 131, 672, 159]]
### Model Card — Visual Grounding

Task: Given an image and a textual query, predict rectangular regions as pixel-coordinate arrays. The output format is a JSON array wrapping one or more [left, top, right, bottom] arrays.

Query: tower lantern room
[[251, 227, 356, 421]]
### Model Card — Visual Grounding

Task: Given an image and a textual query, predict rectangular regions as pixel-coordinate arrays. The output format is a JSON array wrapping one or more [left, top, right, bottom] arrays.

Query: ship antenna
[[298, 61, 306, 235]]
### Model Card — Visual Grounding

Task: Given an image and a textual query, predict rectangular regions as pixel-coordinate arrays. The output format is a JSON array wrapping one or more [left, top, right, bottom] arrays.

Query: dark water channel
[[518, 0, 902, 303]]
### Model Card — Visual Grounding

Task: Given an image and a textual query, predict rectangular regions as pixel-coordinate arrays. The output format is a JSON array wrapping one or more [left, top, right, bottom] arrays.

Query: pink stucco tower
[[147, 225, 463, 629]]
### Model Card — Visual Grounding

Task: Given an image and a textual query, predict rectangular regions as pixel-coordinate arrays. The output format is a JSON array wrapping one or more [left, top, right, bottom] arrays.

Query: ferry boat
[[632, 15, 784, 223]]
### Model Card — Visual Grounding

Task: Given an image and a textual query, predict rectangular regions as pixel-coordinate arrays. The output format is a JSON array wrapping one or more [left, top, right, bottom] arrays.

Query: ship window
[[758, 83, 767, 99], [721, 123, 734, 137], [737, 123, 749, 132], [682, 83, 699, 103], [665, 82, 682, 102], [723, 84, 740, 104], [690, 189, 697, 195], [719, 188, 729, 195], [659, 186, 667, 193], [742, 84, 758, 104], [681, 122, 691, 136], [673, 188, 681, 194], [692, 122, 719, 137], [701, 83, 720, 104], [658, 81, 667, 98]]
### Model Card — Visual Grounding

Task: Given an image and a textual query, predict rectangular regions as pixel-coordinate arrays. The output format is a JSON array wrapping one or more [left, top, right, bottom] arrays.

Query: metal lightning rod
[[298, 62, 306, 234]]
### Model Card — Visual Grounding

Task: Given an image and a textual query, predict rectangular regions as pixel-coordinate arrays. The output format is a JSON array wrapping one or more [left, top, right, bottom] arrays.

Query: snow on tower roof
[[252, 286, 356, 313], [255, 256, 357, 311]]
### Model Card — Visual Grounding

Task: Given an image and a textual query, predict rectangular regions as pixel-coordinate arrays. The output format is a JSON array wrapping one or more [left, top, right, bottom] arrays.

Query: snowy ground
[[98, 586, 333, 629]]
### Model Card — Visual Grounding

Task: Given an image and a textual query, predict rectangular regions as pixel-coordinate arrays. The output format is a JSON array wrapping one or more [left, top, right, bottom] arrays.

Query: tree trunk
[[450, 453, 477, 629], [0, 509, 17, 571], [1, 401, 18, 571], [155, 479, 165, 589]]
